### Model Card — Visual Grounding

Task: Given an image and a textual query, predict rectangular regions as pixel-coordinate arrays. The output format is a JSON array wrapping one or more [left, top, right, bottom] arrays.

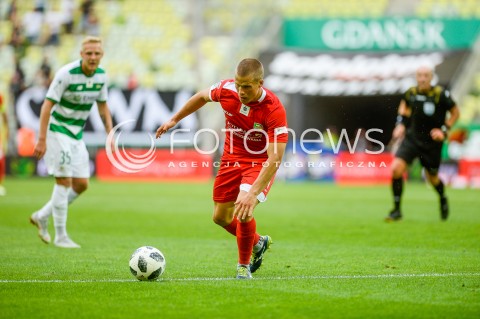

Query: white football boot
[[54, 236, 81, 248], [30, 213, 51, 244]]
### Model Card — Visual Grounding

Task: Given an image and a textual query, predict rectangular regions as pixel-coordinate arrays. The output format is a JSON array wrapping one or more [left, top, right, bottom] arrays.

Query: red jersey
[[209, 79, 288, 162]]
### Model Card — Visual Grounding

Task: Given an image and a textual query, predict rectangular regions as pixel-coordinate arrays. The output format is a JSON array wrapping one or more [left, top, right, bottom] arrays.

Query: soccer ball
[[129, 246, 166, 281]]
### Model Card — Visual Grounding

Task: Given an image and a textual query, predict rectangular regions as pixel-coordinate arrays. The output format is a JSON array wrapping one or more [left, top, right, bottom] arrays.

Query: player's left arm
[[445, 104, 460, 130], [431, 104, 460, 141], [97, 101, 113, 133], [430, 90, 460, 142], [234, 141, 287, 220]]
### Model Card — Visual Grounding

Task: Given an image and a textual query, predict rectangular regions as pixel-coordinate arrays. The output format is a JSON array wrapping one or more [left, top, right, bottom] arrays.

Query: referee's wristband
[[396, 115, 411, 127], [441, 125, 449, 137]]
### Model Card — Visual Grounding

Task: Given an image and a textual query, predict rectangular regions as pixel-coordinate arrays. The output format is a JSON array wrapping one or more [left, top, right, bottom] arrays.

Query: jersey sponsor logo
[[415, 95, 426, 101], [225, 121, 263, 142], [223, 109, 233, 116], [240, 104, 250, 116], [423, 101, 435, 116], [252, 123, 265, 138]]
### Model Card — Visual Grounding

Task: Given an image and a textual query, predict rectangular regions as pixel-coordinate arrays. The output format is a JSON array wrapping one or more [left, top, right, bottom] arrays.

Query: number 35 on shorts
[[59, 150, 72, 165]]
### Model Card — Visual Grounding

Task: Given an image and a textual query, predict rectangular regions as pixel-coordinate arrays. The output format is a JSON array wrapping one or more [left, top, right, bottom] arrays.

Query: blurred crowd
[[4, 0, 102, 97], [7, 0, 99, 49]]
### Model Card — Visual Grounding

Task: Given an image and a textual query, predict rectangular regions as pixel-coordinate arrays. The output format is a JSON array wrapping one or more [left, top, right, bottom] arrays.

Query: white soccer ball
[[129, 246, 166, 281]]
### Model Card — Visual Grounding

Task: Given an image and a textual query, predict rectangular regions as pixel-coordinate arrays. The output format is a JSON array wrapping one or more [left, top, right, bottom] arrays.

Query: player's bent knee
[[392, 169, 403, 179], [425, 171, 440, 185], [212, 215, 230, 226], [75, 184, 88, 194], [72, 178, 89, 194], [212, 202, 234, 226], [55, 177, 72, 188], [391, 159, 406, 179]]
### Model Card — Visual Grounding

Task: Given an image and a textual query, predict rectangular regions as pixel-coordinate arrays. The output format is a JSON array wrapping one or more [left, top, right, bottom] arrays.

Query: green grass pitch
[[0, 178, 479, 318]]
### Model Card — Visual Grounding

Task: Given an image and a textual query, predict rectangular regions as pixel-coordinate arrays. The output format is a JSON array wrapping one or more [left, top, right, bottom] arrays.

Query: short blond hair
[[236, 58, 264, 82], [81, 36, 102, 50]]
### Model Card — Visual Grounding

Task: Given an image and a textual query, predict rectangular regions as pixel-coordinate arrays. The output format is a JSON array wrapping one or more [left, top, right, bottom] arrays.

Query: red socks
[[236, 219, 256, 265], [223, 219, 261, 243], [222, 218, 238, 236], [222, 218, 262, 264]]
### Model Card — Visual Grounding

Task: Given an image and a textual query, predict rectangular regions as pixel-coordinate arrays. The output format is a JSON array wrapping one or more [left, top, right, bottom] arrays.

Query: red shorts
[[213, 161, 275, 203]]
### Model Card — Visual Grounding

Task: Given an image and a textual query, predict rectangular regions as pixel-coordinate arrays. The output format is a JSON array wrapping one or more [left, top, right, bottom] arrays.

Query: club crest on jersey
[[423, 101, 435, 116], [253, 122, 263, 130], [240, 104, 250, 116]]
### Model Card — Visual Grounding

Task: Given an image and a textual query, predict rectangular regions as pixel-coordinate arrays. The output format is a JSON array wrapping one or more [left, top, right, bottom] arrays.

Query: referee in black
[[386, 65, 460, 222]]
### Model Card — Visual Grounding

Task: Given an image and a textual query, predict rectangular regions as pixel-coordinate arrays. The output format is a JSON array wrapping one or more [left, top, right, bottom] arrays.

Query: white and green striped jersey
[[46, 59, 108, 140]]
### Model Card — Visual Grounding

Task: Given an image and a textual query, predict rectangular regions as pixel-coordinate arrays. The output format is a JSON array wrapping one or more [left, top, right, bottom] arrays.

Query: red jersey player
[[156, 58, 288, 279]]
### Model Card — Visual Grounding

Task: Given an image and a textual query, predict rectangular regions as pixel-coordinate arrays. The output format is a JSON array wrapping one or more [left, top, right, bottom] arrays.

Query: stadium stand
[[415, 0, 480, 18], [0, 0, 196, 91], [282, 0, 388, 18], [2, 0, 480, 93]]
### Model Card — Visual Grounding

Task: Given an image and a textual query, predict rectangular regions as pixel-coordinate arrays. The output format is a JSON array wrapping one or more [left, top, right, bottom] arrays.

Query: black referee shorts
[[395, 134, 443, 175]]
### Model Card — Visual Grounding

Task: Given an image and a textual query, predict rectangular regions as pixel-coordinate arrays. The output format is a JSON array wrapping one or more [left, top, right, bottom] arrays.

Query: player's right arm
[[34, 67, 69, 159], [155, 88, 211, 138], [392, 99, 412, 140], [33, 99, 55, 159]]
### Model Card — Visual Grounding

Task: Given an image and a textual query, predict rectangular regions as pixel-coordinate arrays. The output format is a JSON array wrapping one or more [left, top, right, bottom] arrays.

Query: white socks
[[36, 188, 79, 220], [51, 184, 69, 239]]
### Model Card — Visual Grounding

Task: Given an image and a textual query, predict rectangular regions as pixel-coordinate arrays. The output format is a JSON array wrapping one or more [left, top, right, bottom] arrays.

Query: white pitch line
[[0, 272, 479, 283]]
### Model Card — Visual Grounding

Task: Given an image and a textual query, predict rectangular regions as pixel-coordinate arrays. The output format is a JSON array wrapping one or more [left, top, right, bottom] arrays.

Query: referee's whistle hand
[[430, 128, 446, 142]]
